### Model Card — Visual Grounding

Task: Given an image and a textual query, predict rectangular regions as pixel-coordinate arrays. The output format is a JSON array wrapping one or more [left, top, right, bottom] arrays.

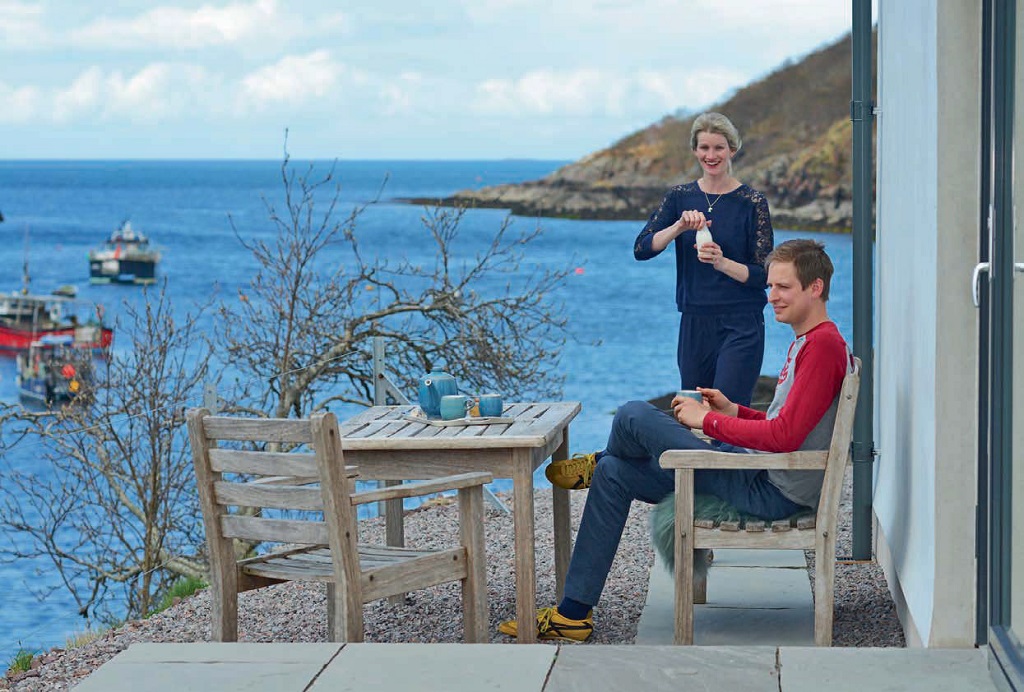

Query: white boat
[[88, 220, 161, 285]]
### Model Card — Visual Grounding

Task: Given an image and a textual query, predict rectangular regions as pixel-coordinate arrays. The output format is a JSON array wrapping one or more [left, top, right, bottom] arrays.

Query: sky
[[1, 0, 864, 160]]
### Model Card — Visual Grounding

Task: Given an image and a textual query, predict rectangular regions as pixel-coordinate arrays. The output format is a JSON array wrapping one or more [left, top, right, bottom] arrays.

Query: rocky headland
[[406, 32, 873, 233]]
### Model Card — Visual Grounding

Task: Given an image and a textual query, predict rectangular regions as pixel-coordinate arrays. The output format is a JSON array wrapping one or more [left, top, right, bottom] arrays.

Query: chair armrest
[[350, 472, 494, 505], [659, 450, 827, 471]]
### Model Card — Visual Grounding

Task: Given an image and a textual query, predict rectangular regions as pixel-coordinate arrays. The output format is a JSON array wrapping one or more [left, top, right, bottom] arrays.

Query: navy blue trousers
[[677, 310, 765, 407], [561, 400, 803, 608]]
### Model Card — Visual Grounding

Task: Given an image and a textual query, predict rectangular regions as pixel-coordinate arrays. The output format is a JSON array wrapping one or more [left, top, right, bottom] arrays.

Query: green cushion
[[649, 493, 816, 573]]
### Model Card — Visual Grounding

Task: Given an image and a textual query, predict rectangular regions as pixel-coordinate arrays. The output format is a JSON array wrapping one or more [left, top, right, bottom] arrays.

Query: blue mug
[[440, 394, 472, 421], [676, 389, 703, 404], [478, 393, 504, 417]]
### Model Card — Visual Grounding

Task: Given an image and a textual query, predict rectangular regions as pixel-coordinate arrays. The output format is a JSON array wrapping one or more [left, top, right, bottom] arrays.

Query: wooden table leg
[[512, 449, 537, 643], [551, 428, 571, 602]]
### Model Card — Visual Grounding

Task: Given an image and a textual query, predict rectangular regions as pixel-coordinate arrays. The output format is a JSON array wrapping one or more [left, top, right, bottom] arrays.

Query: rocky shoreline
[[401, 184, 854, 234]]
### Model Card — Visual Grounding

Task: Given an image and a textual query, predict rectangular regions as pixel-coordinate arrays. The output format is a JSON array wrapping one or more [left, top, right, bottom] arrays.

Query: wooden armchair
[[187, 408, 492, 643], [659, 357, 861, 646]]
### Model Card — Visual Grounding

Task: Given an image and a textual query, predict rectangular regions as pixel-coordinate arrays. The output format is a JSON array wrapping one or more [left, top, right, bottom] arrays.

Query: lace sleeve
[[752, 193, 774, 266], [633, 187, 680, 260], [739, 189, 773, 288]]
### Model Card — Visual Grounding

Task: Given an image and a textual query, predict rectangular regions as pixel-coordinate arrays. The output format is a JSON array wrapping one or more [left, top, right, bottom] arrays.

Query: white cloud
[[0, 81, 41, 123], [52, 67, 104, 122], [0, 0, 48, 48], [472, 66, 746, 118], [3, 62, 216, 124], [69, 0, 301, 50], [379, 72, 425, 116], [239, 50, 342, 108], [458, 0, 855, 38], [103, 63, 216, 120]]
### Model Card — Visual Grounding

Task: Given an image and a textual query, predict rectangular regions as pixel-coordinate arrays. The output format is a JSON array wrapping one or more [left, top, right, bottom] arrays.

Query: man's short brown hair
[[766, 239, 834, 301]]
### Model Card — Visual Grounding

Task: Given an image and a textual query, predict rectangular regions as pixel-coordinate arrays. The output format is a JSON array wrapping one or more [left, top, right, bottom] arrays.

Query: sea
[[0, 159, 853, 663]]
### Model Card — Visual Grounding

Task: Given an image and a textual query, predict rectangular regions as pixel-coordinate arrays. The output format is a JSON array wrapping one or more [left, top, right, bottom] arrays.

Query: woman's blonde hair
[[689, 112, 742, 153]]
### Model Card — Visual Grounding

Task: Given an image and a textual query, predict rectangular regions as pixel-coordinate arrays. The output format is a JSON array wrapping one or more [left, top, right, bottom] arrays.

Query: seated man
[[498, 238, 853, 641]]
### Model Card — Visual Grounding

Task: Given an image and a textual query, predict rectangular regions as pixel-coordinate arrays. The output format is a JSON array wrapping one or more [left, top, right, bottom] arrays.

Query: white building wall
[[931, 0, 980, 647], [875, 0, 979, 647], [875, 0, 939, 645]]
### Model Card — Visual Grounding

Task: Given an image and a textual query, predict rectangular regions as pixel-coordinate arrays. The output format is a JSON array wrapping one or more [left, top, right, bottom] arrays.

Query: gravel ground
[[3, 478, 903, 690]]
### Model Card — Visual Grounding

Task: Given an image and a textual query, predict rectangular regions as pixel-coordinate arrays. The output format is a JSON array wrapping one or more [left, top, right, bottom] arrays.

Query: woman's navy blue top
[[633, 181, 774, 315]]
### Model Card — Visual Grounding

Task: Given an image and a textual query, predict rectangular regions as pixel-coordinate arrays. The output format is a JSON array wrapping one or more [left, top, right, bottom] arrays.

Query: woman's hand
[[696, 387, 739, 417], [676, 210, 710, 231], [652, 212, 709, 251], [696, 242, 751, 283], [696, 240, 726, 269]]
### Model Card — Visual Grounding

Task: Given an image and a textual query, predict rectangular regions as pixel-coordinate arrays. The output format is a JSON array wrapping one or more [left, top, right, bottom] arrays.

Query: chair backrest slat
[[220, 515, 328, 545], [203, 416, 312, 443], [214, 481, 324, 512], [209, 448, 318, 477]]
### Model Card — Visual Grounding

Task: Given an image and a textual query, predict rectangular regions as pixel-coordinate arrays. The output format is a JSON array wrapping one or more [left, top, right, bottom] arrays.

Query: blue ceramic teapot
[[417, 369, 458, 418]]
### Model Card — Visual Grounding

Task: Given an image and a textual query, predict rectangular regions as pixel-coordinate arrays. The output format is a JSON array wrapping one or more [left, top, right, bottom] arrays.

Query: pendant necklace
[[702, 188, 725, 213]]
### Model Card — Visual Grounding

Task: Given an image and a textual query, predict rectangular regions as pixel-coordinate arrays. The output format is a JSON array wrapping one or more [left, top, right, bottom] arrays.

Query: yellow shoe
[[497, 606, 593, 641], [545, 452, 598, 490]]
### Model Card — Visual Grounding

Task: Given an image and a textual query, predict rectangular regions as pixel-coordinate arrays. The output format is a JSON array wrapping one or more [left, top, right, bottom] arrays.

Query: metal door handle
[[973, 262, 990, 307], [1016, 262, 1024, 274]]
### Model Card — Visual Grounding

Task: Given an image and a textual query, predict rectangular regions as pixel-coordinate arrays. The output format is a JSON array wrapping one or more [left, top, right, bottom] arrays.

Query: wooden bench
[[188, 409, 492, 642], [659, 357, 861, 646]]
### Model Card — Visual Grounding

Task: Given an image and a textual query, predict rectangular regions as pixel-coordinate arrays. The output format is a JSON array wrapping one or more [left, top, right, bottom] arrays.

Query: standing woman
[[633, 112, 773, 406]]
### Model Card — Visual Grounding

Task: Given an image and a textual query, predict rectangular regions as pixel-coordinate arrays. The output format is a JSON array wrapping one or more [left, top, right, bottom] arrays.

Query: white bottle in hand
[[695, 225, 713, 251]]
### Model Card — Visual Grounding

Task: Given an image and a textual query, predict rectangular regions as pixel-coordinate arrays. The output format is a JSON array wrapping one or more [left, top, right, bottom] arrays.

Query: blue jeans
[[561, 400, 805, 607]]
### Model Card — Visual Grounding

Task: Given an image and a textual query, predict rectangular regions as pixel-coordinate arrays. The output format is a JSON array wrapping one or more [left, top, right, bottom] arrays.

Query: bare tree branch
[[219, 151, 572, 420], [0, 282, 216, 624]]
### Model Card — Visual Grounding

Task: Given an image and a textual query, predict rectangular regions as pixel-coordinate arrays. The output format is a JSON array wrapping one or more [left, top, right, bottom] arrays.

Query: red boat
[[0, 291, 113, 353]]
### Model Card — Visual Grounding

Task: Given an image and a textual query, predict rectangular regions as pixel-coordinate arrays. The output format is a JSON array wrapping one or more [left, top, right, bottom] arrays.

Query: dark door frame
[[982, 0, 1023, 688]]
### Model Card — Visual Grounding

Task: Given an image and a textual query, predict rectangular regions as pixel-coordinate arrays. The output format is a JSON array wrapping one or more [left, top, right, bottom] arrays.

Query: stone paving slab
[[709, 548, 808, 568], [636, 554, 677, 644], [75, 662, 325, 692], [310, 643, 556, 691], [695, 605, 814, 646], [779, 647, 1000, 692], [75, 643, 342, 692], [547, 645, 780, 692], [703, 565, 812, 609], [110, 642, 342, 663]]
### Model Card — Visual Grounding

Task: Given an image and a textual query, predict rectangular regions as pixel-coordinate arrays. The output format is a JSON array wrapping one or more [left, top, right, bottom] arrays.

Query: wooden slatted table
[[336, 401, 582, 644]]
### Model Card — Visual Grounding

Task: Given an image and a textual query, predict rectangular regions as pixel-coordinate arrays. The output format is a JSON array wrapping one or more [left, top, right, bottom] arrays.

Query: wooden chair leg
[[459, 485, 489, 642], [674, 470, 695, 645], [814, 534, 836, 646], [326, 583, 337, 641], [328, 579, 363, 643], [210, 565, 239, 642]]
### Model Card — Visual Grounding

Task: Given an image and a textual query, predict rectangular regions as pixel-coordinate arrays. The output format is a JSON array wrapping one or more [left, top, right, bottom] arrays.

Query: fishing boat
[[0, 290, 113, 353], [88, 220, 161, 285], [16, 334, 92, 404]]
